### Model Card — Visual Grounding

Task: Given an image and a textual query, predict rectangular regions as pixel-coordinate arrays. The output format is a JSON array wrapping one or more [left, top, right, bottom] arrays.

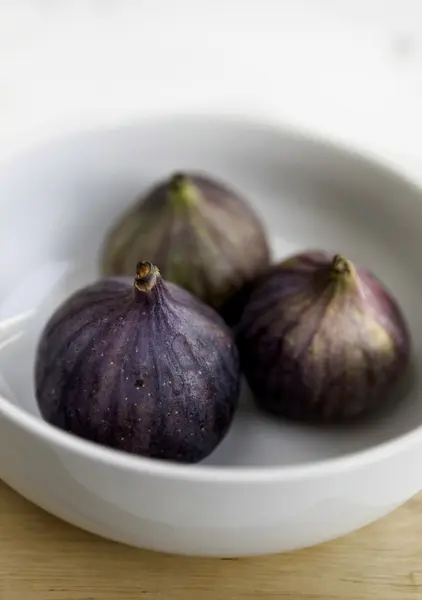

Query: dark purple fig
[[102, 172, 270, 320], [35, 261, 240, 463], [237, 251, 411, 423]]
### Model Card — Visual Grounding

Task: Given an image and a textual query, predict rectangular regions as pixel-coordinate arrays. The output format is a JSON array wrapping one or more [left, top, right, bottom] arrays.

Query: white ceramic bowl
[[0, 115, 422, 557]]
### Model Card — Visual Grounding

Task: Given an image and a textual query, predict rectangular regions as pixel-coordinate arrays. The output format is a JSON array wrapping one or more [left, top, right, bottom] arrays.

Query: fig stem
[[170, 172, 188, 191], [134, 261, 159, 293], [168, 172, 198, 209], [331, 254, 352, 275]]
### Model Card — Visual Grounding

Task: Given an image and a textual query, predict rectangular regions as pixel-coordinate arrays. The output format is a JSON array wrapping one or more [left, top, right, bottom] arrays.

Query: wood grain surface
[[1, 480, 422, 600]]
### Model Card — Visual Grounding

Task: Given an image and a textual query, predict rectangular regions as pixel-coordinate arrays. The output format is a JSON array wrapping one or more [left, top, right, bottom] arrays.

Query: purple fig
[[237, 251, 411, 422], [35, 261, 240, 463], [101, 172, 270, 320]]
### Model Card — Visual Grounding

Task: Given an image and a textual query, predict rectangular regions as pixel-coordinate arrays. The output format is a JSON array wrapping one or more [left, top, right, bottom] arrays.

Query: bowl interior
[[0, 115, 421, 467]]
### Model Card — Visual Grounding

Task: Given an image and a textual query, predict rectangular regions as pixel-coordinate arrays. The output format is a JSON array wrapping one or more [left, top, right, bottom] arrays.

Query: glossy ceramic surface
[[0, 116, 421, 556]]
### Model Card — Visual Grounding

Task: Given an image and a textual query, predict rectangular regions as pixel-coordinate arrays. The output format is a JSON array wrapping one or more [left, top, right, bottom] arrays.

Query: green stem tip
[[170, 172, 189, 192], [168, 172, 198, 208], [331, 254, 352, 275]]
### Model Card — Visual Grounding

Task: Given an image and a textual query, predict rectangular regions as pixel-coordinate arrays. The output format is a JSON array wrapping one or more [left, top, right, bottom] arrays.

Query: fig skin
[[101, 172, 270, 320], [237, 251, 411, 423], [35, 262, 240, 463]]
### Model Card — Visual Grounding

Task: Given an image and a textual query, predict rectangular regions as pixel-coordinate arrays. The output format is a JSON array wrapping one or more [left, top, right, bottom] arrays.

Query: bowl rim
[[1, 112, 422, 484]]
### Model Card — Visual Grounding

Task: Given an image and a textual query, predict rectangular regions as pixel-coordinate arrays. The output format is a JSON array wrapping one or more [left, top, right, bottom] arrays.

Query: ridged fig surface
[[102, 172, 270, 319], [35, 262, 240, 462], [237, 251, 411, 422]]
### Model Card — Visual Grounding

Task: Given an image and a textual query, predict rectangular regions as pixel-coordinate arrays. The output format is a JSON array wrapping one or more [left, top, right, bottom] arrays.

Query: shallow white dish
[[0, 115, 422, 557]]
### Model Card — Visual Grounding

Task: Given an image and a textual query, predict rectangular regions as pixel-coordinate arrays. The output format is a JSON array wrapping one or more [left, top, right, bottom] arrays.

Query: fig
[[101, 172, 270, 319], [237, 251, 411, 423], [35, 261, 240, 463]]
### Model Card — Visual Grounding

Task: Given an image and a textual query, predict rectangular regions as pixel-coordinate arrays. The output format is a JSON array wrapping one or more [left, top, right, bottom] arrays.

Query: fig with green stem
[[237, 250, 411, 423], [102, 172, 270, 321]]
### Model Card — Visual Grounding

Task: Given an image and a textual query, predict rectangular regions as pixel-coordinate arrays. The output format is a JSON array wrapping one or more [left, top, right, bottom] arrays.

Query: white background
[[0, 1, 422, 178]]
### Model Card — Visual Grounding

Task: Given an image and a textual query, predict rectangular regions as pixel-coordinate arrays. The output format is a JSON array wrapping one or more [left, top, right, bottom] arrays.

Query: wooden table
[[1, 481, 421, 600]]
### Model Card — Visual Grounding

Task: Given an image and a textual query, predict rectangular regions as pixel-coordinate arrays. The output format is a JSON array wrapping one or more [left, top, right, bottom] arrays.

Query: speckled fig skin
[[237, 251, 411, 423], [35, 262, 240, 463], [101, 172, 270, 319]]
